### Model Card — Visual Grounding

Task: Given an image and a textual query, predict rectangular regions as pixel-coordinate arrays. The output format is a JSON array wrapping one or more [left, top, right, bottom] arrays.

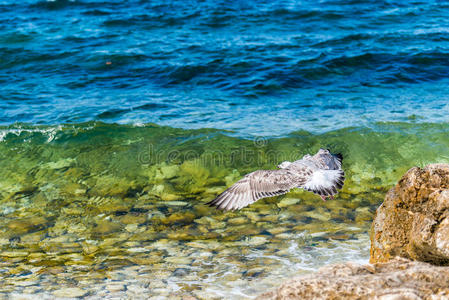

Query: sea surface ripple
[[1, 1, 449, 299], [1, 0, 449, 136]]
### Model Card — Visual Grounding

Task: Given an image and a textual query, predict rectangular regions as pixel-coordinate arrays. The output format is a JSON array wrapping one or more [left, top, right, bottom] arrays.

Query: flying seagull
[[207, 148, 344, 211]]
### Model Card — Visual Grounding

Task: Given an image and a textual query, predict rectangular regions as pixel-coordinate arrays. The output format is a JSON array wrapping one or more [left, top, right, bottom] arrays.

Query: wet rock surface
[[370, 163, 449, 264], [257, 257, 449, 300], [259, 164, 449, 300]]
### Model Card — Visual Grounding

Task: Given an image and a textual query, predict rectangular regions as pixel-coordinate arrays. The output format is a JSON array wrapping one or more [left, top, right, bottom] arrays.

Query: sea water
[[1, 0, 449, 298]]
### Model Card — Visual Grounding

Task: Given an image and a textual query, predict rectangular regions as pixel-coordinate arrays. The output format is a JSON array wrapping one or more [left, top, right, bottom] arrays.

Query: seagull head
[[315, 148, 343, 169], [318, 148, 330, 154], [277, 161, 292, 169]]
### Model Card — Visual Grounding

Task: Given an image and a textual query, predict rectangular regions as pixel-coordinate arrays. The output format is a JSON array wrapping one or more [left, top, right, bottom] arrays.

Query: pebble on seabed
[[0, 149, 381, 299]]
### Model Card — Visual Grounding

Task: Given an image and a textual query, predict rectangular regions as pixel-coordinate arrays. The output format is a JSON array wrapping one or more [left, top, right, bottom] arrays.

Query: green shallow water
[[0, 122, 448, 299]]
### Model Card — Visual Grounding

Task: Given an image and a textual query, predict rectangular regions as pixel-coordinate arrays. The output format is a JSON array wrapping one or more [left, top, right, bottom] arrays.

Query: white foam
[[0, 125, 63, 142]]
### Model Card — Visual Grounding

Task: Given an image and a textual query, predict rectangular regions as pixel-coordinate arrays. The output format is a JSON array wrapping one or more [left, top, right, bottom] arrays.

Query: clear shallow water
[[1, 0, 449, 299], [0, 122, 449, 298]]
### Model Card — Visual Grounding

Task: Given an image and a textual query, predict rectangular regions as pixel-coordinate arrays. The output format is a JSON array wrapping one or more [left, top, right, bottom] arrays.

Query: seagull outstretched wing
[[208, 149, 345, 211], [207, 169, 302, 211]]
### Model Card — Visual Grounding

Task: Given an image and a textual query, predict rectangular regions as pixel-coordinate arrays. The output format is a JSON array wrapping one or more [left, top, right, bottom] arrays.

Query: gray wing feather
[[208, 169, 305, 211]]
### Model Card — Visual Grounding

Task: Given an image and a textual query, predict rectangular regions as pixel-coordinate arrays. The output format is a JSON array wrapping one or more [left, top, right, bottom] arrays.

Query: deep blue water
[[1, 0, 449, 137]]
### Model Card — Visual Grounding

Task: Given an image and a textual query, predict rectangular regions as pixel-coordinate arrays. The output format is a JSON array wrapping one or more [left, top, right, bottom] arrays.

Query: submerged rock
[[53, 287, 88, 298], [370, 163, 449, 264], [277, 198, 300, 208], [258, 258, 449, 299]]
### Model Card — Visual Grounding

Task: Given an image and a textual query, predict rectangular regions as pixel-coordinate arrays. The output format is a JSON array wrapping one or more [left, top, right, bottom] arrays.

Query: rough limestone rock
[[370, 163, 449, 264], [257, 258, 449, 300]]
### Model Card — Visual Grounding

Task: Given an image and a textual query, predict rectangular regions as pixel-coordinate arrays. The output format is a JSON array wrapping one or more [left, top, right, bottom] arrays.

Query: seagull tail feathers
[[303, 169, 345, 197], [334, 153, 343, 163]]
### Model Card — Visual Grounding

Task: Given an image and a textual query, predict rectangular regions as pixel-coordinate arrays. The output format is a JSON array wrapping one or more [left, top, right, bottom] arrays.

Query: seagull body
[[207, 149, 345, 211]]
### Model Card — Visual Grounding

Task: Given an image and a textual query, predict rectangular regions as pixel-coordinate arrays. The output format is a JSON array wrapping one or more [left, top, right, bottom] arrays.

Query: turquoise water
[[0, 122, 448, 298], [1, 0, 449, 298]]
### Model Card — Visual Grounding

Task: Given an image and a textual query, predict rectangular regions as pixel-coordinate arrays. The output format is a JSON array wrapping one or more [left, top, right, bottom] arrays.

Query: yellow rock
[[93, 220, 122, 235], [119, 214, 147, 225], [155, 163, 180, 180], [267, 227, 287, 235], [81, 243, 99, 255], [162, 212, 195, 225], [248, 236, 268, 246], [6, 217, 48, 235], [277, 198, 300, 208], [165, 256, 191, 265], [20, 231, 45, 244], [228, 217, 248, 225], [53, 287, 87, 298], [61, 182, 86, 196], [160, 193, 182, 201]]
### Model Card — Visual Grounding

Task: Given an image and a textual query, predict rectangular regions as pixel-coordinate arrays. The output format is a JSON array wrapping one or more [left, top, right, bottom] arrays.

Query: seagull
[[207, 148, 344, 211]]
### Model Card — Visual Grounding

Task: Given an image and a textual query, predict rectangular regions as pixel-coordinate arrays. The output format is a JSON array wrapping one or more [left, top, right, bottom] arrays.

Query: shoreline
[[258, 164, 449, 299]]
